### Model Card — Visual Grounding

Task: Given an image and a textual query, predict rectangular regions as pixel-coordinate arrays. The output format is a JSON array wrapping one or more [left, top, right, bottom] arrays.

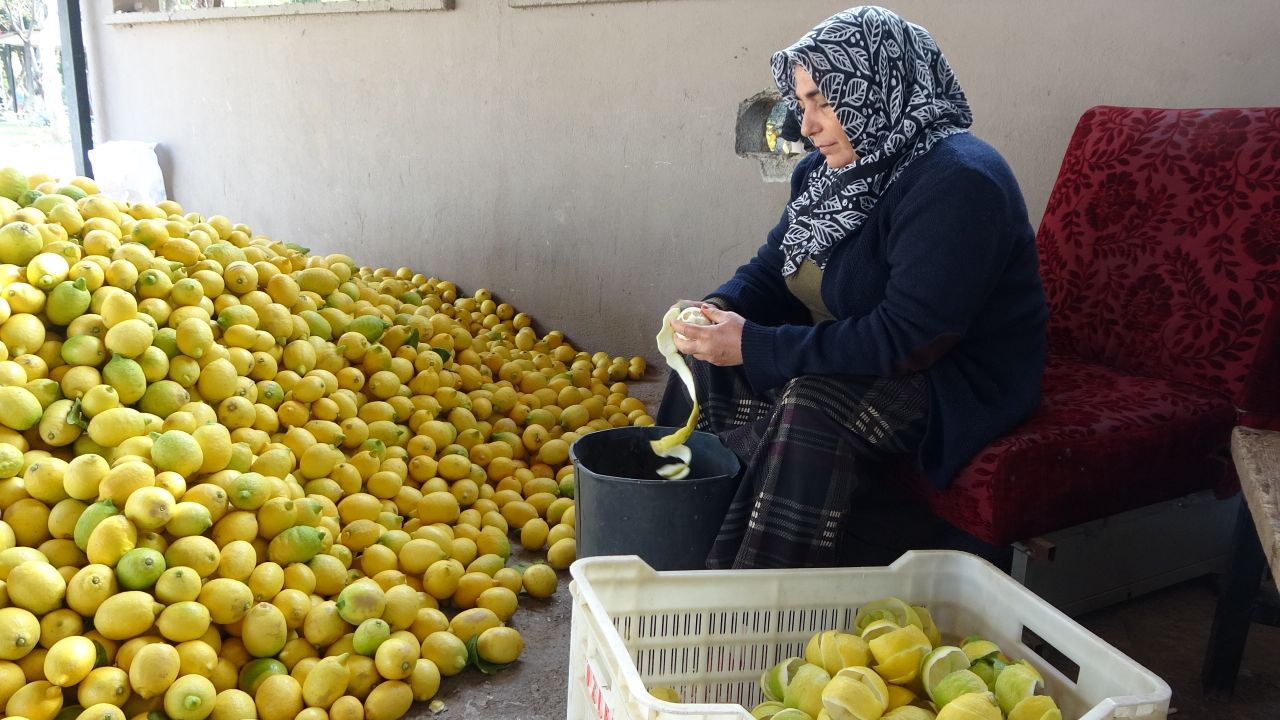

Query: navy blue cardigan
[[711, 134, 1047, 488]]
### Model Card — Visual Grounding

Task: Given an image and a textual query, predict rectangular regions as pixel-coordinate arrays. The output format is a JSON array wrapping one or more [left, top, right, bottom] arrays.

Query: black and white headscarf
[[773, 6, 973, 276]]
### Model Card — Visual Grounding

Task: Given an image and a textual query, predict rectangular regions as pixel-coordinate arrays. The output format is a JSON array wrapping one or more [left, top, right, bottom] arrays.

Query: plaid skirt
[[655, 361, 929, 570]]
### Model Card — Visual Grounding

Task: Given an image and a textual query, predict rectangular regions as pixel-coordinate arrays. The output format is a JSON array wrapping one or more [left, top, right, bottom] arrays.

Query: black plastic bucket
[[569, 426, 741, 571]]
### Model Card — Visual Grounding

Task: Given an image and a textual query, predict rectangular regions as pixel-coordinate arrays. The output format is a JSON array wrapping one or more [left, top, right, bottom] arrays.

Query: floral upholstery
[[900, 106, 1280, 546]]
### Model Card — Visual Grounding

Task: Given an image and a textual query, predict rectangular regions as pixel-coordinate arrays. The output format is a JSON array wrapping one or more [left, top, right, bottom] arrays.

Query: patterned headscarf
[[773, 6, 973, 276]]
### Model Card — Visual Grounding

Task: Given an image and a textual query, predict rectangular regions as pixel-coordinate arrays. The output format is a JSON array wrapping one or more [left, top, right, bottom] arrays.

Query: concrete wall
[[83, 0, 1280, 361]]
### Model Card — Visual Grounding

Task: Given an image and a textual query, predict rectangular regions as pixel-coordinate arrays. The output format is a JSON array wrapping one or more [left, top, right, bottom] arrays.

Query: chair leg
[[1201, 499, 1267, 699]]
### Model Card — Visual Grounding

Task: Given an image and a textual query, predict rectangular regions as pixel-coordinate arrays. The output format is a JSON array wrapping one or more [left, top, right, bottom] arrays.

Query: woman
[[657, 6, 1047, 570]]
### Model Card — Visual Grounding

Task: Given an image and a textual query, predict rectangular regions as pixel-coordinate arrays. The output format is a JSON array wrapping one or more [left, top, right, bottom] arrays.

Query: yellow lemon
[[164, 673, 217, 720], [94, 591, 162, 640], [129, 641, 180, 699], [66, 564, 118, 617], [0, 606, 41, 660], [6, 561, 66, 615], [43, 635, 96, 687]]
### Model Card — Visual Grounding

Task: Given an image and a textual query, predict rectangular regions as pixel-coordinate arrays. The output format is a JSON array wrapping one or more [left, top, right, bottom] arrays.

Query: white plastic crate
[[566, 551, 1170, 720]]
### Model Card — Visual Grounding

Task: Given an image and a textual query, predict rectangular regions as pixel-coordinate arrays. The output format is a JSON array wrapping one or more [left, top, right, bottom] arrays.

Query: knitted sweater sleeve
[[706, 154, 820, 324], [738, 162, 1018, 391]]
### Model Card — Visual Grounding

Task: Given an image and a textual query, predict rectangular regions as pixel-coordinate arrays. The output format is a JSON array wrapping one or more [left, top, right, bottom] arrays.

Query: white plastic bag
[[87, 141, 167, 204]]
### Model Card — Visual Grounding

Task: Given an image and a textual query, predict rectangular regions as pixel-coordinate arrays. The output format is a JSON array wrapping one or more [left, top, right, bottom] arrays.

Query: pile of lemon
[[0, 166, 652, 720]]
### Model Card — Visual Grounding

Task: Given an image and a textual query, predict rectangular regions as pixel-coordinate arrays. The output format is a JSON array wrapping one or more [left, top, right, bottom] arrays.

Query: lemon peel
[[920, 646, 972, 702], [783, 663, 830, 718], [993, 661, 1044, 715], [883, 707, 938, 720], [868, 624, 932, 684], [1007, 695, 1062, 720], [761, 657, 807, 702], [855, 597, 921, 634], [931, 669, 990, 708], [806, 630, 870, 676], [859, 619, 900, 644], [650, 306, 704, 473], [935, 692, 1001, 720], [961, 639, 1002, 665], [750, 700, 786, 718]]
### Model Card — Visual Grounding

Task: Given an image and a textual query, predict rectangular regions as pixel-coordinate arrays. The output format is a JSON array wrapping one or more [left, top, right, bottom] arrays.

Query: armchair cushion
[[901, 354, 1236, 546]]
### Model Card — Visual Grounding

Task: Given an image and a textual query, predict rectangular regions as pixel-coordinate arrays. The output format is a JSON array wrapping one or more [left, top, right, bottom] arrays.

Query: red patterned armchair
[[904, 106, 1280, 548]]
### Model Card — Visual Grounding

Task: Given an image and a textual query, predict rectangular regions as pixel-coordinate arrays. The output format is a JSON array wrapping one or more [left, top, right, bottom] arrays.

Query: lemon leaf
[[67, 397, 89, 429]]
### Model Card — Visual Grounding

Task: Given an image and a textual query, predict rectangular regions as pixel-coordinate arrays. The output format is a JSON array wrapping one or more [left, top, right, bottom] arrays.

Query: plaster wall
[[82, 0, 1280, 359]]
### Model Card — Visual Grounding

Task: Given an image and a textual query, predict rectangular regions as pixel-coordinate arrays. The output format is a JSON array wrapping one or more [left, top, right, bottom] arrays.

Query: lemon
[[0, 221, 42, 265], [65, 564, 117, 617], [301, 601, 347, 648], [335, 578, 385, 625], [129, 641, 180, 699], [138, 379, 189, 417], [241, 602, 288, 658], [164, 673, 216, 720], [445, 607, 497, 647], [0, 444, 23, 479], [210, 688, 258, 720], [101, 354, 147, 406], [6, 679, 64, 719], [79, 384, 120, 418], [85, 514, 137, 567], [166, 501, 214, 538], [475, 626, 523, 666], [77, 665, 131, 708], [372, 634, 417, 678], [154, 566, 202, 604], [167, 535, 222, 578], [419, 631, 468, 677], [198, 577, 253, 624], [546, 536, 576, 569], [115, 547, 166, 591], [147, 429, 204, 477], [86, 406, 145, 447], [0, 606, 40, 660], [363, 679, 413, 720], [94, 591, 161, 640], [103, 318, 154, 358], [0, 385, 42, 430], [521, 562, 557, 599], [254, 673, 303, 720], [43, 635, 96, 687], [176, 639, 219, 677], [302, 652, 350, 708], [266, 524, 323, 565], [7, 561, 66, 614], [47, 277, 92, 326], [406, 658, 441, 703]]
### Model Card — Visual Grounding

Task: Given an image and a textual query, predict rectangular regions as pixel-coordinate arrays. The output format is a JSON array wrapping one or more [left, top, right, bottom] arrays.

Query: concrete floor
[[409, 378, 1280, 719]]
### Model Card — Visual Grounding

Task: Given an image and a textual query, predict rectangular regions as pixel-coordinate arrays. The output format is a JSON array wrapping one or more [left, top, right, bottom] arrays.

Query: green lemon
[[115, 547, 166, 591]]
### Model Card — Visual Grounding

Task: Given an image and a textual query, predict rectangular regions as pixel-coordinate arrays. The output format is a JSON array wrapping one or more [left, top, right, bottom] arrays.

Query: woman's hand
[[671, 304, 745, 366]]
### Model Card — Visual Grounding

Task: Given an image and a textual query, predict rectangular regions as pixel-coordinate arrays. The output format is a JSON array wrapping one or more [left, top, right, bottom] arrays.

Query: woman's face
[[793, 65, 858, 169]]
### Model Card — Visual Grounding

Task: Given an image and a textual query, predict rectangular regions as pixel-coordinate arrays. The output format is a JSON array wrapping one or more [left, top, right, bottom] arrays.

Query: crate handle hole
[[1021, 626, 1080, 684]]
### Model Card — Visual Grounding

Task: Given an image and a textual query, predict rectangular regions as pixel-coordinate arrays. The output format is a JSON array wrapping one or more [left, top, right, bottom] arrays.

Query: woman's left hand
[[671, 304, 744, 366]]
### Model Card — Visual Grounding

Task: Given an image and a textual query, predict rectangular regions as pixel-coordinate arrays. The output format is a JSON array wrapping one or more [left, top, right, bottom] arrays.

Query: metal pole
[[57, 0, 93, 176]]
